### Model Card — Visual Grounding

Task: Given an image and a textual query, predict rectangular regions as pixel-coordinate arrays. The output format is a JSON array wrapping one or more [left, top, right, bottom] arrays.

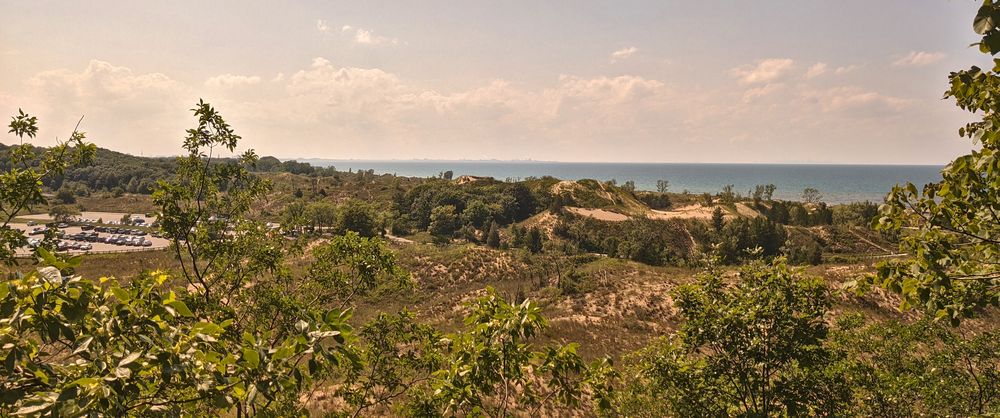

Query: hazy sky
[[0, 1, 989, 164]]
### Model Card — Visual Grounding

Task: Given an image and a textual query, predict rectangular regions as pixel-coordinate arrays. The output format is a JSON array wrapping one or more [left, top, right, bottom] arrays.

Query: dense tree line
[[254, 156, 338, 176], [0, 143, 338, 196], [394, 179, 540, 238], [553, 214, 694, 266], [754, 200, 833, 227]]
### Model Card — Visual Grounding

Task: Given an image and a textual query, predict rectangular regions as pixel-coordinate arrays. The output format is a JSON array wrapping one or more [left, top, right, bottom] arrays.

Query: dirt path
[[385, 234, 414, 244], [846, 227, 894, 254]]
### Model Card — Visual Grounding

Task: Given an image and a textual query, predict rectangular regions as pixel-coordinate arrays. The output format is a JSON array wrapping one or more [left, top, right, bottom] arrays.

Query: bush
[[784, 234, 823, 265], [635, 191, 671, 209], [337, 199, 378, 237], [618, 260, 844, 416], [832, 201, 879, 226], [559, 269, 597, 296], [55, 188, 76, 204], [429, 205, 459, 239]]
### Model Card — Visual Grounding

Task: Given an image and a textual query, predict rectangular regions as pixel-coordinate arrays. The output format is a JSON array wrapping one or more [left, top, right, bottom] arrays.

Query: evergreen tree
[[711, 207, 725, 232], [486, 221, 501, 248], [527, 227, 544, 254]]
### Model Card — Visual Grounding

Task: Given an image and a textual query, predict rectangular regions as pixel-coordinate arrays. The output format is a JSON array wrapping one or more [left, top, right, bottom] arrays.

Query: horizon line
[[287, 157, 945, 167], [0, 141, 949, 166]]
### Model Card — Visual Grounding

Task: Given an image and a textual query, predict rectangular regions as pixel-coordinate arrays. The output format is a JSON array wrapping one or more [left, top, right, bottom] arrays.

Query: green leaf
[[69, 377, 99, 387], [272, 344, 295, 361], [119, 351, 142, 367], [975, 5, 996, 34], [167, 300, 193, 317], [192, 321, 225, 336], [110, 287, 130, 303], [242, 348, 260, 368]]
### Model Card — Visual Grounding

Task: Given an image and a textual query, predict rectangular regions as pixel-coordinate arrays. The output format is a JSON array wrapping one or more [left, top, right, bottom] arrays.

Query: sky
[[0, 1, 991, 164]]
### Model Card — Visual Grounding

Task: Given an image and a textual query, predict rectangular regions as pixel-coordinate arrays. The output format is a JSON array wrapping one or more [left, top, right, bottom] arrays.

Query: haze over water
[[303, 160, 943, 204]]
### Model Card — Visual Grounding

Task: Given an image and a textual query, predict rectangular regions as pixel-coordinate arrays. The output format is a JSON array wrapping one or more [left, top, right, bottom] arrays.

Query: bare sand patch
[[648, 203, 761, 221], [647, 204, 717, 220], [734, 203, 762, 218], [565, 207, 630, 222]]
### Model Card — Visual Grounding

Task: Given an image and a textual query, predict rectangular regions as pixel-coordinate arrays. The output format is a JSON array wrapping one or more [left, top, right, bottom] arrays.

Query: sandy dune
[[647, 204, 717, 220], [565, 207, 630, 221], [648, 203, 760, 221]]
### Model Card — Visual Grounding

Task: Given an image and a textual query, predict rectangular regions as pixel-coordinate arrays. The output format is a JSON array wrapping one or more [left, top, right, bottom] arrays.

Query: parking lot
[[12, 212, 170, 256]]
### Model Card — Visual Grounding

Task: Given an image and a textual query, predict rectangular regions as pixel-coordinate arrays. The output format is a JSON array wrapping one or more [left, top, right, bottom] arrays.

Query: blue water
[[301, 160, 944, 204]]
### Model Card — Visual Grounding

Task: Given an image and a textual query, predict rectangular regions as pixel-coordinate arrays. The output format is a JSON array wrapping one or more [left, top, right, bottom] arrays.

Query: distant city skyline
[[0, 1, 987, 164]]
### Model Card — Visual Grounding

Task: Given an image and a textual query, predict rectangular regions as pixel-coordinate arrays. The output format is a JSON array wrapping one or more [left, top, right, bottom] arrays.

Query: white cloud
[[316, 19, 330, 33], [802, 86, 909, 114], [27, 60, 183, 104], [335, 25, 398, 45], [893, 51, 945, 67], [353, 28, 397, 45], [742, 83, 785, 103], [320, 22, 399, 46], [205, 74, 261, 88], [610, 46, 637, 63], [805, 63, 827, 79], [3, 57, 937, 163], [834, 65, 857, 75], [15, 60, 191, 154], [729, 58, 795, 84]]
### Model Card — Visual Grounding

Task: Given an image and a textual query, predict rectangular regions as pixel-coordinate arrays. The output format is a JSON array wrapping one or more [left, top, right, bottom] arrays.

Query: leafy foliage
[[398, 180, 539, 232], [411, 288, 614, 417], [0, 260, 352, 416], [620, 260, 845, 416], [829, 315, 1000, 416], [306, 231, 411, 310], [1, 111, 94, 265], [870, 5, 1000, 322]]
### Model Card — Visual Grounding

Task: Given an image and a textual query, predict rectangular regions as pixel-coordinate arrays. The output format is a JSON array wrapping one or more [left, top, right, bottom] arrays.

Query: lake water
[[302, 160, 944, 204]]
